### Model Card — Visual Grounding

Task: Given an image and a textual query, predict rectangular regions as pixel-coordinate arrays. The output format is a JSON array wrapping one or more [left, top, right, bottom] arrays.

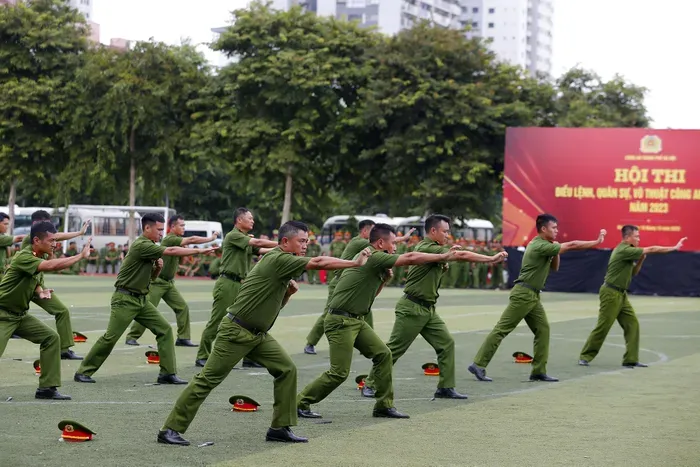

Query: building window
[[488, 22, 494, 28], [488, 8, 495, 13], [472, 21, 478, 27], [472, 7, 478, 13]]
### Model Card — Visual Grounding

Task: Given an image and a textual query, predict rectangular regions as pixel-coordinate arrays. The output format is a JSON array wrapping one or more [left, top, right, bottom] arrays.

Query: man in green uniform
[[579, 227, 687, 368], [362, 215, 507, 400], [194, 208, 278, 368], [124, 215, 220, 347], [329, 231, 346, 258], [303, 222, 414, 355], [468, 214, 606, 382], [86, 247, 100, 273], [0, 212, 25, 273], [0, 222, 91, 400], [74, 213, 218, 385], [19, 210, 91, 360], [104, 242, 121, 273], [297, 223, 456, 420], [305, 235, 322, 284], [157, 220, 370, 446]]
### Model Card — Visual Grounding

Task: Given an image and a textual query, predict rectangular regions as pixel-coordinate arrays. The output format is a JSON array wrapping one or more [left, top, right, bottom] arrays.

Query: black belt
[[403, 294, 435, 308], [220, 273, 243, 282], [515, 282, 541, 294], [116, 288, 146, 298], [604, 282, 627, 293], [328, 308, 362, 319], [226, 313, 265, 335]]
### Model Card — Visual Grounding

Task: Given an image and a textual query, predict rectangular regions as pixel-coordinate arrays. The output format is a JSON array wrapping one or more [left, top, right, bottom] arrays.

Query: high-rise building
[[461, 0, 553, 75], [211, 0, 553, 75]]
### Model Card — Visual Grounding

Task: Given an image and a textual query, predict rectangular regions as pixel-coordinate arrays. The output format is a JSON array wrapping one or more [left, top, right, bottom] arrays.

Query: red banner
[[503, 128, 700, 251]]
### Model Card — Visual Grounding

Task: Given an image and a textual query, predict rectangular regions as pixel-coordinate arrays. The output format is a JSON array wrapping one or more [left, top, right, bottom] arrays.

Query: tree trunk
[[281, 165, 293, 224], [7, 180, 16, 235], [128, 127, 137, 243]]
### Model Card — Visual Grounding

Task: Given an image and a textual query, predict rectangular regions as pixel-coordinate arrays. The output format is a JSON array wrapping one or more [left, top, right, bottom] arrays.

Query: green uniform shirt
[[329, 240, 346, 258], [305, 243, 322, 258], [159, 234, 183, 281], [0, 234, 15, 270], [604, 242, 644, 290], [114, 236, 166, 295], [403, 239, 450, 303], [228, 247, 310, 331], [328, 247, 398, 316], [21, 235, 31, 250], [0, 248, 43, 315], [515, 236, 562, 291], [329, 235, 370, 283], [220, 228, 260, 279]]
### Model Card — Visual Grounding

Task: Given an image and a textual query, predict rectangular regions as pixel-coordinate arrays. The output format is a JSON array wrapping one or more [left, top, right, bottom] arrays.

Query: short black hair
[[30, 221, 57, 242], [278, 220, 308, 242], [358, 219, 376, 230], [369, 223, 396, 243], [621, 225, 639, 238], [234, 207, 251, 223], [31, 210, 51, 222], [0, 212, 8, 222], [141, 213, 165, 229], [536, 214, 558, 232], [425, 214, 451, 233], [169, 214, 184, 227]]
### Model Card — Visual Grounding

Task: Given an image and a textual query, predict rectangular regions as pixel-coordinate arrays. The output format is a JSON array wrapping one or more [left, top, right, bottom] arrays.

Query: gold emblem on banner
[[640, 135, 662, 154]]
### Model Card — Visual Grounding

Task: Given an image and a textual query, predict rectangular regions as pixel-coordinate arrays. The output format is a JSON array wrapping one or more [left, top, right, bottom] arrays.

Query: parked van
[[63, 207, 143, 250], [183, 220, 223, 247]]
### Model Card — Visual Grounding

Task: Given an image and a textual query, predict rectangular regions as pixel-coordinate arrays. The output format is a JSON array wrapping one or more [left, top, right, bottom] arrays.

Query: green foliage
[[61, 40, 211, 205], [0, 3, 653, 232], [0, 0, 89, 201]]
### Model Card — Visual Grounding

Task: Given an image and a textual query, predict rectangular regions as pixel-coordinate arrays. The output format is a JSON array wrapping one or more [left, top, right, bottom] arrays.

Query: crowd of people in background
[[1, 228, 507, 289]]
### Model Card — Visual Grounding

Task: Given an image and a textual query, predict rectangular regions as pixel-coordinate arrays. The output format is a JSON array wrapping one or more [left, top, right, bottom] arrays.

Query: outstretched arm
[[250, 238, 278, 248], [55, 220, 91, 241], [12, 235, 25, 243], [306, 248, 371, 270], [393, 250, 454, 267], [454, 250, 507, 263], [163, 246, 218, 257], [558, 229, 607, 254], [181, 232, 220, 246], [394, 228, 416, 243], [37, 238, 92, 272], [642, 237, 687, 255]]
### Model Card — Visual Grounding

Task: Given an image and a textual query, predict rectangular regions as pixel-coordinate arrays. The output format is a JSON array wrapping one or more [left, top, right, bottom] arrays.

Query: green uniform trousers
[[473, 285, 550, 375], [579, 285, 640, 365], [77, 292, 176, 376], [32, 293, 74, 352], [305, 281, 375, 345], [297, 313, 393, 411], [365, 297, 455, 389], [125, 278, 191, 341], [305, 281, 337, 346], [196, 276, 241, 362], [0, 309, 62, 388], [164, 318, 297, 432], [307, 269, 319, 284]]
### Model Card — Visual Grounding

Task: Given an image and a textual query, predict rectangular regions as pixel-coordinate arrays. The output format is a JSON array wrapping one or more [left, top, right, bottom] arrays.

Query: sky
[[93, 0, 699, 129]]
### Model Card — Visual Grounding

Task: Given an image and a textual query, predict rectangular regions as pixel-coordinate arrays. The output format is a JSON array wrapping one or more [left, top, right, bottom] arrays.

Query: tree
[[0, 0, 89, 228], [62, 40, 211, 239], [337, 22, 553, 220], [192, 1, 381, 225], [553, 67, 650, 128]]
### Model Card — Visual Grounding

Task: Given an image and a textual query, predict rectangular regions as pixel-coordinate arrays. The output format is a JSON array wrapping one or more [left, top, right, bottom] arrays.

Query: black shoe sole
[[157, 437, 190, 446]]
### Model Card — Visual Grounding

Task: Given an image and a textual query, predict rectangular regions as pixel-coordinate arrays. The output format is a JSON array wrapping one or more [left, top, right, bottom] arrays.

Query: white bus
[[394, 216, 494, 241]]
